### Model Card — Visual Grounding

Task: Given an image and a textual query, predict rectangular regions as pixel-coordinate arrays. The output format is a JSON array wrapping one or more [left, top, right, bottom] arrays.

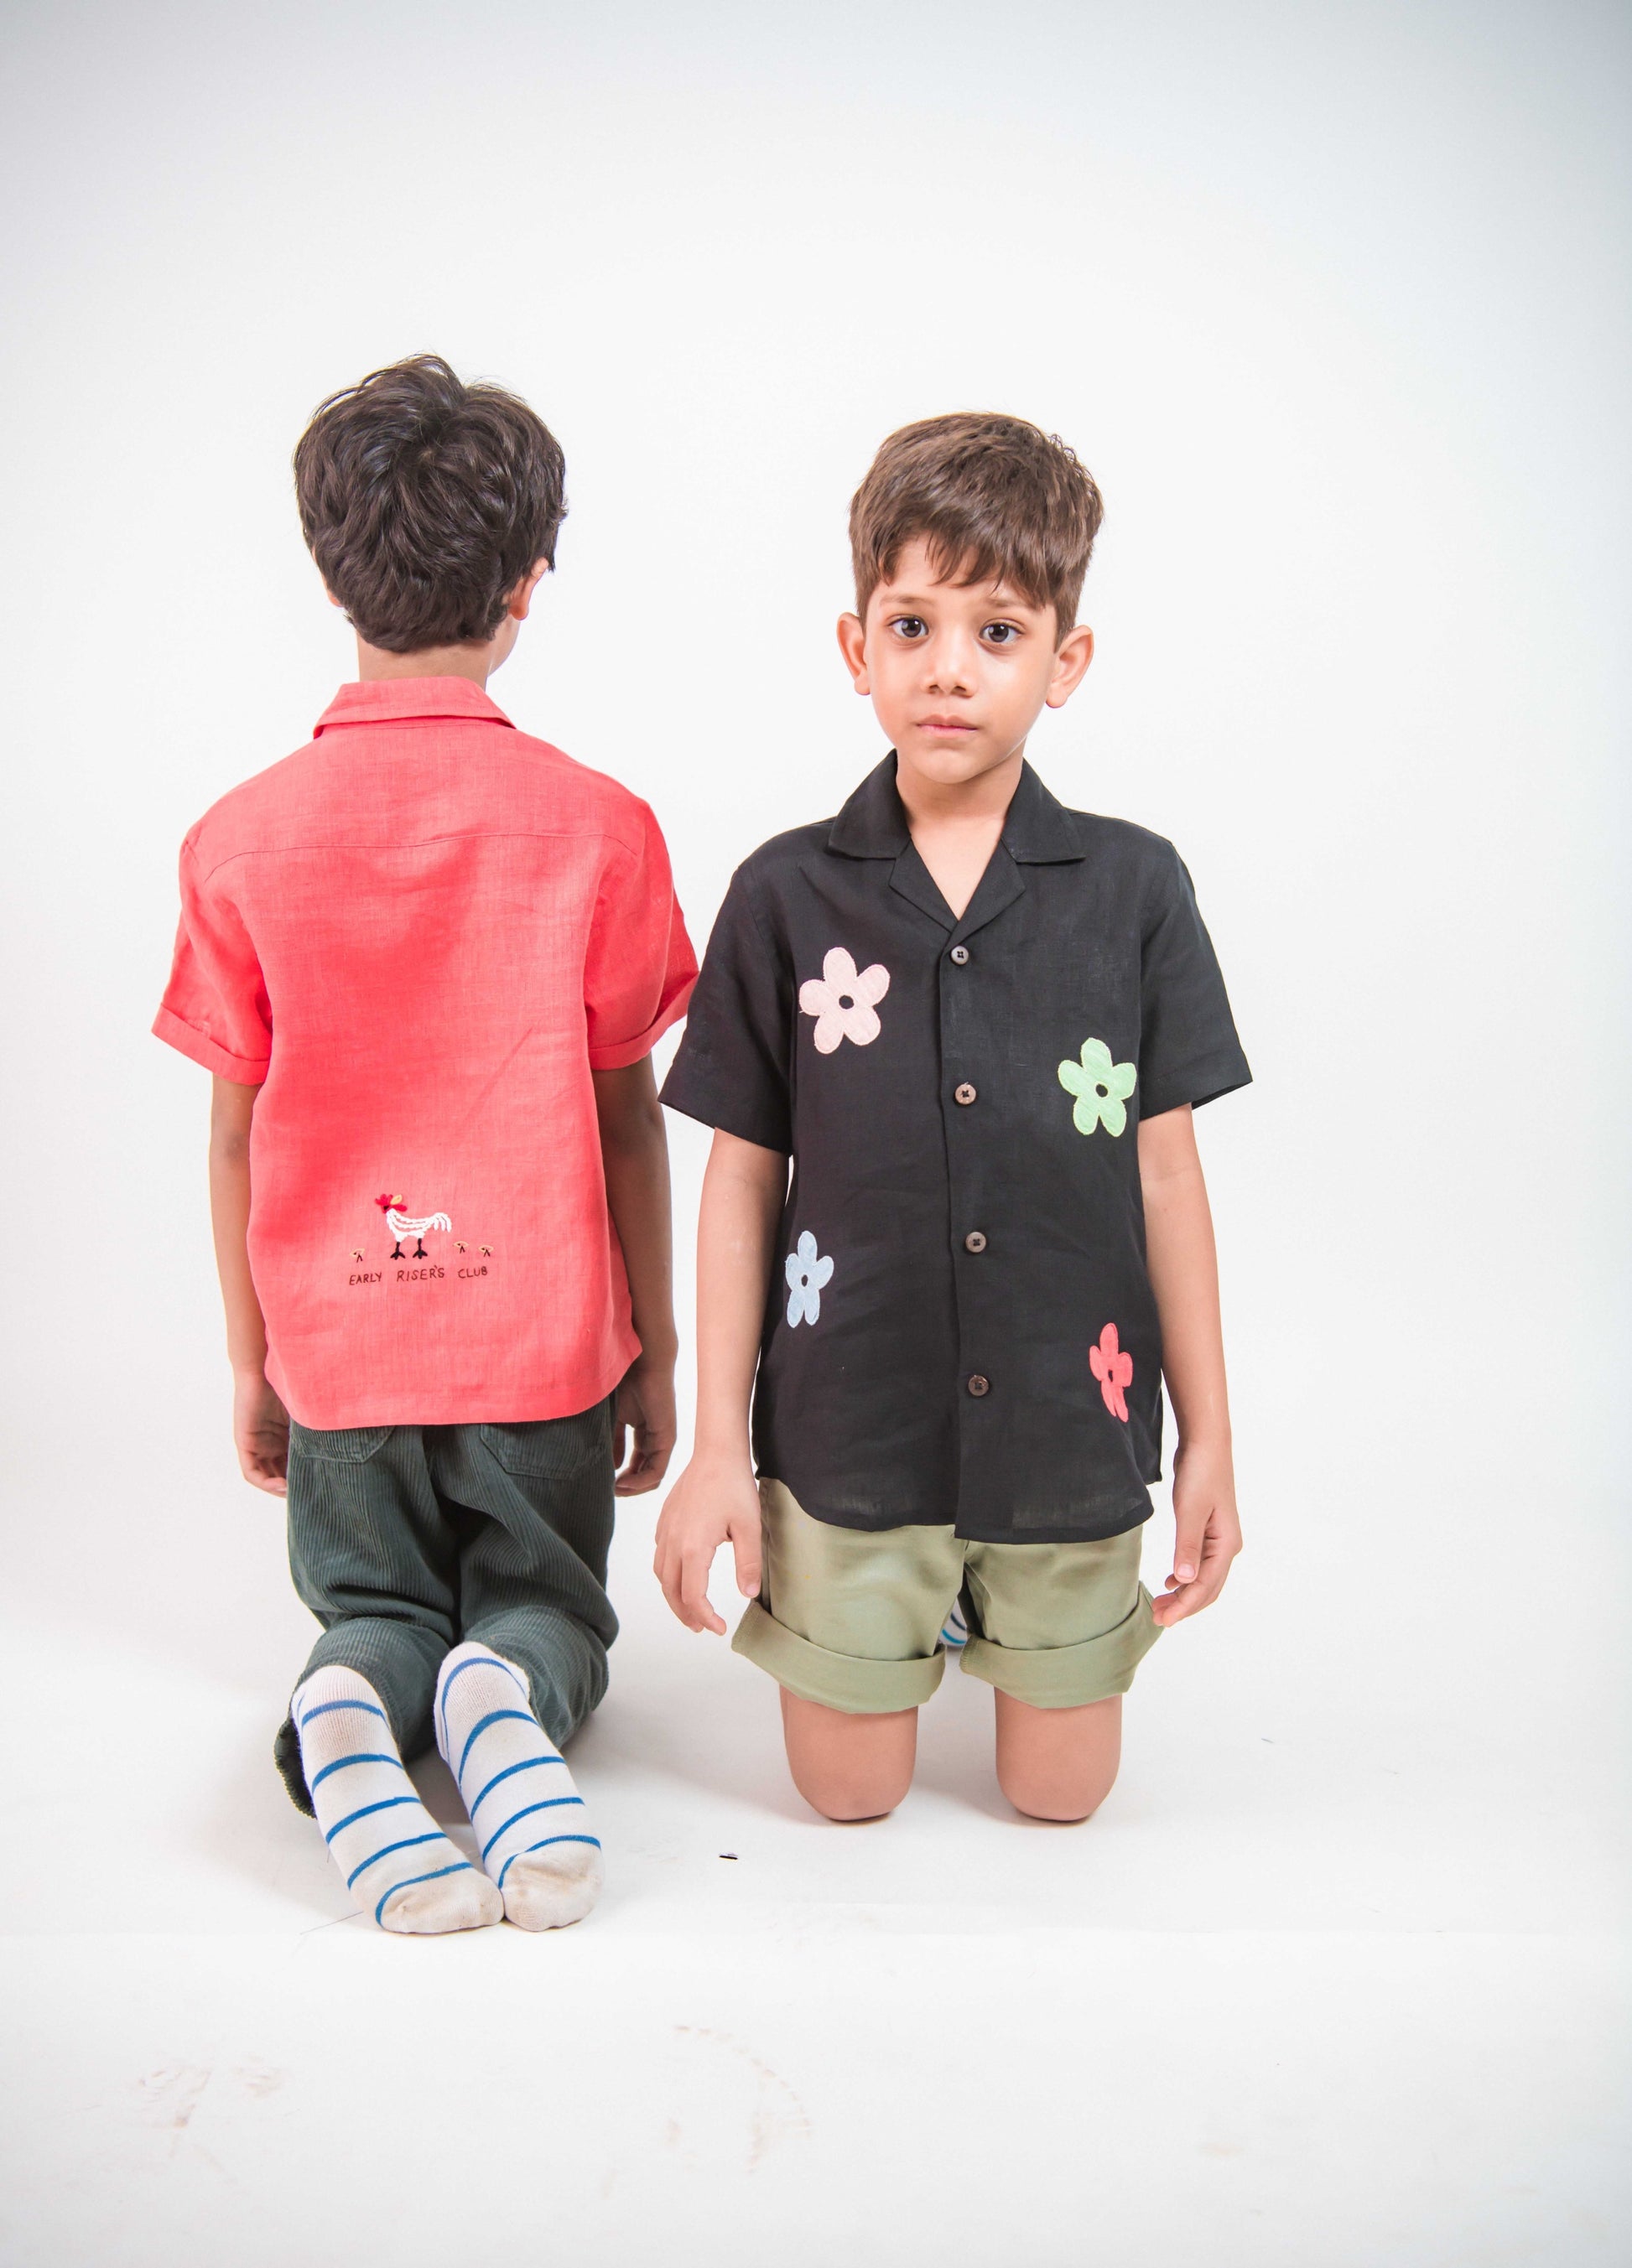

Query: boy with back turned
[[155, 357, 695, 1931], [657, 414, 1249, 1823]]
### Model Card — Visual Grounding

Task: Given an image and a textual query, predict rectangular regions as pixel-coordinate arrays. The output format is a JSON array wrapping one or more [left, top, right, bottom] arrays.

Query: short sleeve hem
[[586, 986, 691, 1072], [658, 1073, 791, 1155], [1139, 1051, 1251, 1121], [152, 1005, 269, 1083]]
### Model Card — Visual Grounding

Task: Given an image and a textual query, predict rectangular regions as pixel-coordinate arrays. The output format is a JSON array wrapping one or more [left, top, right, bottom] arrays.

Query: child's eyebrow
[[881, 585, 1036, 612]]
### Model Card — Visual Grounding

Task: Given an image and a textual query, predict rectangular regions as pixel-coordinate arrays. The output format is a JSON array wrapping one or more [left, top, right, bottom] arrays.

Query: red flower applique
[[1089, 1321, 1133, 1422]]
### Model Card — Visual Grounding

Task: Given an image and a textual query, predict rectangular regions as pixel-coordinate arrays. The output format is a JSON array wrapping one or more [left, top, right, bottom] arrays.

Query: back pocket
[[291, 1423, 392, 1465], [480, 1406, 608, 1481]]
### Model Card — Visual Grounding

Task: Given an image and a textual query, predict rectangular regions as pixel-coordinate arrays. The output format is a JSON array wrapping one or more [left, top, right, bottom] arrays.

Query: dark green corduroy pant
[[273, 1401, 619, 1815]]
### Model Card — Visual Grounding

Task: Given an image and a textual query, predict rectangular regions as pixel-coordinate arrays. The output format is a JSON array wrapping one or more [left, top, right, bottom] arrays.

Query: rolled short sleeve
[[659, 863, 793, 1153], [1137, 844, 1251, 1118], [584, 804, 698, 1070], [152, 843, 273, 1082]]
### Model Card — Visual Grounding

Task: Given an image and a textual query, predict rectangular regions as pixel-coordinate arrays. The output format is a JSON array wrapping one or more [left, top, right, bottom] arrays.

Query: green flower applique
[[1058, 1037, 1137, 1137]]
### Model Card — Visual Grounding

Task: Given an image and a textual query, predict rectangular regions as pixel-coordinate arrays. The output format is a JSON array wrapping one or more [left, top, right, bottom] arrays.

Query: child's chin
[[902, 736, 997, 781]]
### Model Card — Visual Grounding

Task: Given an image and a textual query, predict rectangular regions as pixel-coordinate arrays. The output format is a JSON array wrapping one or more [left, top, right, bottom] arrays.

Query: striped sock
[[293, 1666, 502, 1935], [434, 1643, 603, 1931]]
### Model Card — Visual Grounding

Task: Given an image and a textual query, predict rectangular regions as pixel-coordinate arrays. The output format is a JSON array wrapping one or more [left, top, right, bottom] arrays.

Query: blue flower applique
[[784, 1231, 834, 1327]]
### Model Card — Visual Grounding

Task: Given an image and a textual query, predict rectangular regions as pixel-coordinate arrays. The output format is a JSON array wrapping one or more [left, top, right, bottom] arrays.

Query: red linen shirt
[[155, 677, 696, 1429]]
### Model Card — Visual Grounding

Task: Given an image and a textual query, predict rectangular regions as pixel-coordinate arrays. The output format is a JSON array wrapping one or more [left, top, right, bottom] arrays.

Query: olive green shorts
[[732, 1479, 1161, 1714]]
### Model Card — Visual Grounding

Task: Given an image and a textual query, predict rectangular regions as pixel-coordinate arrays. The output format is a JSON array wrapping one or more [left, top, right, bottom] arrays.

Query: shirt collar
[[313, 677, 516, 735], [827, 753, 1086, 864]]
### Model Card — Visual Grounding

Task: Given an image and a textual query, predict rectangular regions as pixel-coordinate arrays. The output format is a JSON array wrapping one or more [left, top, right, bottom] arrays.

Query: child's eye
[[889, 615, 928, 641], [981, 621, 1021, 646]]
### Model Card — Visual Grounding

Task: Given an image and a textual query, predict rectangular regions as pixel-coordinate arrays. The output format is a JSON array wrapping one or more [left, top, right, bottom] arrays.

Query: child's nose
[[926, 636, 975, 694]]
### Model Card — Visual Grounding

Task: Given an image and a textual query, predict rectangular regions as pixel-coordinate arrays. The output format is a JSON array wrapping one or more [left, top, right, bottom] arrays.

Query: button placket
[[939, 918, 997, 1497]]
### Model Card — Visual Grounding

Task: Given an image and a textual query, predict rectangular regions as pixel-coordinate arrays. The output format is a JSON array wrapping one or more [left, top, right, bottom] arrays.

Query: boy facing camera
[[657, 413, 1249, 1824], [155, 356, 694, 1930]]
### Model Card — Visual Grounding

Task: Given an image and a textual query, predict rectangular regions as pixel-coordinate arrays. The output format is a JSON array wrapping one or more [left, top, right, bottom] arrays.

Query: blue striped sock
[[294, 1666, 502, 1934], [434, 1643, 603, 1931]]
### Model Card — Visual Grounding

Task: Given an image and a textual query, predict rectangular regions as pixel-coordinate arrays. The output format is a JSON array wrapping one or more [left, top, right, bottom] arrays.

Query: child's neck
[[353, 636, 500, 688], [896, 745, 1025, 922]]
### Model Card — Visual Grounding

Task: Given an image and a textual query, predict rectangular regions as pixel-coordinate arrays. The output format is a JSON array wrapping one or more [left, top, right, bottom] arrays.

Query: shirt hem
[[267, 1340, 637, 1433], [152, 1007, 269, 1084], [755, 1476, 1154, 1547]]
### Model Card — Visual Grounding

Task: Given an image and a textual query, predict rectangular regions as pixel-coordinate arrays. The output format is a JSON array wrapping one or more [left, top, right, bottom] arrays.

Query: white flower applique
[[798, 947, 891, 1054], [785, 1231, 834, 1327]]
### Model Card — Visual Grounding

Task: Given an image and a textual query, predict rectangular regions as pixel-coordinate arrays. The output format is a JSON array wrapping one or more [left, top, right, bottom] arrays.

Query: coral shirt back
[[154, 677, 696, 1429]]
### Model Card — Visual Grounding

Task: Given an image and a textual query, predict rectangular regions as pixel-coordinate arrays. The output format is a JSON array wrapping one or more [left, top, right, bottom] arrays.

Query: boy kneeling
[[657, 415, 1248, 1823], [156, 358, 694, 1927]]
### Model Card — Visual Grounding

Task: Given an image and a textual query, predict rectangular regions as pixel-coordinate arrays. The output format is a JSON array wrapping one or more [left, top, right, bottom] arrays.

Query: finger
[[730, 1521, 762, 1601], [662, 1559, 713, 1631], [655, 1541, 685, 1617], [616, 1427, 675, 1496], [678, 1547, 725, 1636], [1152, 1554, 1230, 1625], [1171, 1513, 1208, 1589], [637, 1426, 677, 1487]]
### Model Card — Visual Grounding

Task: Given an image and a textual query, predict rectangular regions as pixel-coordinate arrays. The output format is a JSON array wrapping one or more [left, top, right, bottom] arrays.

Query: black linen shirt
[[662, 755, 1250, 1544]]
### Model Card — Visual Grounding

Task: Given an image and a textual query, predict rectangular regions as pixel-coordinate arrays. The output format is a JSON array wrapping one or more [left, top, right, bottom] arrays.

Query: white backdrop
[[1, 2, 1628, 2256]]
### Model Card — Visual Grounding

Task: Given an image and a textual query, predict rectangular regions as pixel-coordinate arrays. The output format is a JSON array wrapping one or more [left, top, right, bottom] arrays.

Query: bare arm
[[593, 1056, 678, 1493], [653, 1128, 786, 1632], [1138, 1103, 1240, 1624], [209, 1074, 288, 1494]]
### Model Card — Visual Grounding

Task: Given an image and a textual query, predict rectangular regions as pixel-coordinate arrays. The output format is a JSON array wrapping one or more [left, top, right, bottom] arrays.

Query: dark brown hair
[[293, 355, 567, 653], [850, 413, 1104, 636]]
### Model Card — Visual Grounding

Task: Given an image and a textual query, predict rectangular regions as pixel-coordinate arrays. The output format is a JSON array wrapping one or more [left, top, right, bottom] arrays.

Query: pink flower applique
[[1089, 1321, 1133, 1422], [799, 947, 891, 1054]]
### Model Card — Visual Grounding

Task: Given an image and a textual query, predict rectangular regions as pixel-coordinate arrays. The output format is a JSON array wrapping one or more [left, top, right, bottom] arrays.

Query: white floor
[[3, 1506, 1628, 2268]]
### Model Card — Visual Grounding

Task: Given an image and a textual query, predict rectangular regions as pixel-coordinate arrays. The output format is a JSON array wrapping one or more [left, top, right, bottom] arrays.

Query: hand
[[653, 1450, 763, 1634], [233, 1368, 289, 1496], [1151, 1435, 1240, 1627], [614, 1348, 678, 1495]]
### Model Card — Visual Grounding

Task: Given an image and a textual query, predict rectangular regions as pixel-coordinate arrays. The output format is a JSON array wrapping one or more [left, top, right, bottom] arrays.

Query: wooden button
[[964, 1230, 987, 1253], [949, 945, 970, 965], [954, 1082, 977, 1106], [967, 1373, 990, 1397]]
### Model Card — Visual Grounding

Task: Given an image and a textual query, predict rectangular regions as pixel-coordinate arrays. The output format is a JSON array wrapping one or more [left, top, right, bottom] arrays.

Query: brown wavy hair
[[850, 413, 1103, 637], [294, 355, 567, 653]]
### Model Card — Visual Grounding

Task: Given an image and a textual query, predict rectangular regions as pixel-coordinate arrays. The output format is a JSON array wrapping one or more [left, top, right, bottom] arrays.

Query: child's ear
[[836, 612, 870, 694], [1045, 622, 1095, 709], [506, 558, 553, 623]]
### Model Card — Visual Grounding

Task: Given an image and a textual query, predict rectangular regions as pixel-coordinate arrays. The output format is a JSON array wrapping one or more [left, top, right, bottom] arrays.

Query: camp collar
[[826, 753, 1088, 865], [314, 678, 516, 736]]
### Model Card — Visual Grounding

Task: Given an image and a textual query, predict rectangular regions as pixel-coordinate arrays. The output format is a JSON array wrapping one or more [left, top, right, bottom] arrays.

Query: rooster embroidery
[[376, 1191, 452, 1260]]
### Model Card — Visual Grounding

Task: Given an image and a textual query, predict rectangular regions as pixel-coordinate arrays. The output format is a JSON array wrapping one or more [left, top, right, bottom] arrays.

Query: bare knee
[[996, 1762, 1117, 1824], [993, 1689, 1121, 1824], [790, 1762, 913, 1821], [781, 1691, 917, 1821]]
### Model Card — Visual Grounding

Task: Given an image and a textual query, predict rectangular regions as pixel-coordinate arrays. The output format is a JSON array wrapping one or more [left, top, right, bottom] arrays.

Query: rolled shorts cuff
[[959, 1586, 1161, 1707], [731, 1599, 948, 1714]]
